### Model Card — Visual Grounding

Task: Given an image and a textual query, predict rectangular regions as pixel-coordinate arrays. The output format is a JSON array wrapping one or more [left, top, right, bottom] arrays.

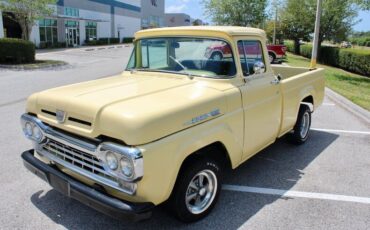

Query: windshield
[[126, 37, 237, 78]]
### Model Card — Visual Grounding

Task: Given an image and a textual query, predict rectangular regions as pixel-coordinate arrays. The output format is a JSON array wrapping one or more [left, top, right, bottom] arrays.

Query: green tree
[[318, 0, 359, 45], [265, 20, 284, 44], [281, 0, 365, 54], [280, 0, 316, 54], [0, 0, 57, 40], [202, 0, 268, 27], [192, 19, 203, 26]]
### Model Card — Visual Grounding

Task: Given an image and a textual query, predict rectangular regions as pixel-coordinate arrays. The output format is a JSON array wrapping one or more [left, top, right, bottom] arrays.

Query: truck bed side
[[272, 66, 325, 136]]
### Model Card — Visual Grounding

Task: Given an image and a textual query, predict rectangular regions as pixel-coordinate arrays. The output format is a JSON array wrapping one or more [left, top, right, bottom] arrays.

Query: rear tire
[[291, 105, 311, 144], [169, 157, 222, 223]]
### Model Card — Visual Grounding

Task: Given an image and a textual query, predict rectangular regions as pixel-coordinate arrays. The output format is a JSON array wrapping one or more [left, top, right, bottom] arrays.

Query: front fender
[[135, 113, 243, 205]]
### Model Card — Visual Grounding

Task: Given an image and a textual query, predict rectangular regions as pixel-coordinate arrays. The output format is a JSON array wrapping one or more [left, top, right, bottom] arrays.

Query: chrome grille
[[42, 139, 117, 182]]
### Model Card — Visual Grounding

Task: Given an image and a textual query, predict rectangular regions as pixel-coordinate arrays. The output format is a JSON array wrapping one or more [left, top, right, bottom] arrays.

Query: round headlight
[[25, 122, 33, 137], [120, 157, 134, 178], [33, 125, 43, 142], [106, 152, 118, 170]]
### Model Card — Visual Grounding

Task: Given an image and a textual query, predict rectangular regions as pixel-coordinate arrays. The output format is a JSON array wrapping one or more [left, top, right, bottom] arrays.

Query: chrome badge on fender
[[184, 109, 221, 126]]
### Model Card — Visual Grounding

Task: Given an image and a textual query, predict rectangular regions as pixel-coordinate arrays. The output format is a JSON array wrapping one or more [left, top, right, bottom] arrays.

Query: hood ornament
[[56, 110, 67, 123]]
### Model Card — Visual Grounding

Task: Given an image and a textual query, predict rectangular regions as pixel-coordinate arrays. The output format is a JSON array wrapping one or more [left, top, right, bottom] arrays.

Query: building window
[[64, 7, 79, 17], [86, 22, 97, 41], [39, 19, 58, 45]]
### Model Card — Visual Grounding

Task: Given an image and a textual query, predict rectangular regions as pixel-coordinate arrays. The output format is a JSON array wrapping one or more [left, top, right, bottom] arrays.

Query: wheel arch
[[178, 141, 232, 175], [301, 95, 314, 112]]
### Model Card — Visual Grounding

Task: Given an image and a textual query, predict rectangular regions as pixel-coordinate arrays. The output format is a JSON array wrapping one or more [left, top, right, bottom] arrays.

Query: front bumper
[[22, 150, 154, 222]]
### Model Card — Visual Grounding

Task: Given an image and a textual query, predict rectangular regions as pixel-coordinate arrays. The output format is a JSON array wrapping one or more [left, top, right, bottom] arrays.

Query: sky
[[164, 0, 370, 32]]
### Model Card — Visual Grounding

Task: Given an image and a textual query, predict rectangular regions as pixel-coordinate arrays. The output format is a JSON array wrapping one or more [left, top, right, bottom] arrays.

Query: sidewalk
[[325, 87, 370, 124]]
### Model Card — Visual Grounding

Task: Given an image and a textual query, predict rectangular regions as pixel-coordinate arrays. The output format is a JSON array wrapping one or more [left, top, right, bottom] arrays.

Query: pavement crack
[[0, 98, 27, 108]]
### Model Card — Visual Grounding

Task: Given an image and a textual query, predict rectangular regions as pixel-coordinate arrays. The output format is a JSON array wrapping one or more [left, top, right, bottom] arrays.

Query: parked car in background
[[205, 42, 286, 63], [267, 44, 287, 63], [340, 41, 352, 48]]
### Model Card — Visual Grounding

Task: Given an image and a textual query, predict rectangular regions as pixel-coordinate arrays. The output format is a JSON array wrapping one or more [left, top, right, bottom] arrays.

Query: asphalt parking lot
[[0, 46, 369, 230]]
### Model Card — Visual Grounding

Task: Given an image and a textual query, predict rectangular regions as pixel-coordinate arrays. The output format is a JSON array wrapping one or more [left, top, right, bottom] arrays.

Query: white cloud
[[166, 4, 187, 13]]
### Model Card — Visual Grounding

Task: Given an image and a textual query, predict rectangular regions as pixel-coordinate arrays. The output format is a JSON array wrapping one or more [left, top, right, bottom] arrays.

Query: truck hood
[[28, 73, 227, 145]]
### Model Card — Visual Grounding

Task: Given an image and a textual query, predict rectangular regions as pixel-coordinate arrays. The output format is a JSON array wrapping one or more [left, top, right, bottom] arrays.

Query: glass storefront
[[86, 21, 97, 41], [65, 20, 80, 47], [39, 19, 58, 45]]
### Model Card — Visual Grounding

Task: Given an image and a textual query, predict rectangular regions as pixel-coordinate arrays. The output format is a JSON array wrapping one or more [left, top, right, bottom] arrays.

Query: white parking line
[[223, 185, 370, 205], [323, 103, 336, 106], [311, 128, 370, 135]]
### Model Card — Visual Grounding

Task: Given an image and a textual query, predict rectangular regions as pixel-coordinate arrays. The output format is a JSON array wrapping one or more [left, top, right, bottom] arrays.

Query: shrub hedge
[[39, 41, 67, 49], [0, 38, 35, 64], [349, 36, 370, 47], [284, 41, 370, 76], [122, 37, 134, 43], [85, 37, 121, 46]]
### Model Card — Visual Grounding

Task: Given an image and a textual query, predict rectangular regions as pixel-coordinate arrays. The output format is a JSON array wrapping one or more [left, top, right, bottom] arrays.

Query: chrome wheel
[[185, 169, 217, 215], [269, 54, 274, 63], [300, 111, 310, 138], [212, 53, 222, 61]]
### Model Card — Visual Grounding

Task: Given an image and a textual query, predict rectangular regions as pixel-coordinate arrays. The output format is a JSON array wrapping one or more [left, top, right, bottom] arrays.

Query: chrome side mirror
[[253, 61, 265, 75]]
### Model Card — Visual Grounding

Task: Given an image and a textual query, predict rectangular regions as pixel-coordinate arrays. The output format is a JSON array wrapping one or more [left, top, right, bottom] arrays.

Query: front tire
[[291, 105, 311, 144], [210, 52, 223, 61], [169, 158, 222, 222]]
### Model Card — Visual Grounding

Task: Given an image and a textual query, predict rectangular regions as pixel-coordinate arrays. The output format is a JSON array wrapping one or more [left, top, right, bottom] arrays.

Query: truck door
[[237, 39, 282, 160]]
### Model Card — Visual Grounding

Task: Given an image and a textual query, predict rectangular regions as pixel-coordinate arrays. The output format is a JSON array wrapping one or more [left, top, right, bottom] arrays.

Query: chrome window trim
[[126, 36, 238, 79]]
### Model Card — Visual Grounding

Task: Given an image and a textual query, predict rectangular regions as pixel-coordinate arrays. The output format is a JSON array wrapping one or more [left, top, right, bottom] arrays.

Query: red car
[[205, 42, 286, 63]]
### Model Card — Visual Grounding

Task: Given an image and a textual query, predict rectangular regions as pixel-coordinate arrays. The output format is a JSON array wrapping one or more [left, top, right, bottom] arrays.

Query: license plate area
[[23, 161, 48, 182]]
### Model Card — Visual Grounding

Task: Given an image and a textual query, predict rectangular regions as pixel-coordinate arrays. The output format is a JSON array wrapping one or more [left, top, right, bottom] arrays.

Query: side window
[[238, 40, 265, 76]]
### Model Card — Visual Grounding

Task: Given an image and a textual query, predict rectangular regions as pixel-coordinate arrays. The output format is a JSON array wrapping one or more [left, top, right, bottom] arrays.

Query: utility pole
[[310, 0, 322, 69]]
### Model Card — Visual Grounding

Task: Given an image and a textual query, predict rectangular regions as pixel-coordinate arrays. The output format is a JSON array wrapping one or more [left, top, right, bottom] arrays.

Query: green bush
[[98, 37, 120, 44], [0, 38, 35, 64], [300, 44, 312, 59], [289, 43, 370, 76], [338, 49, 370, 76], [319, 46, 340, 66], [38, 41, 66, 49], [122, 37, 134, 43], [85, 37, 121, 46], [350, 36, 370, 47], [284, 40, 294, 52]]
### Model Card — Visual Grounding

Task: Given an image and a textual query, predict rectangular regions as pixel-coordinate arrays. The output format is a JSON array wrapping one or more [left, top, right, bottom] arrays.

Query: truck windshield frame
[[126, 37, 237, 79]]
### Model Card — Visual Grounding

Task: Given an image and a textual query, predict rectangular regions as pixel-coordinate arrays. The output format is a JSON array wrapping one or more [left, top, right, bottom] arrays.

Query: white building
[[0, 0, 164, 47]]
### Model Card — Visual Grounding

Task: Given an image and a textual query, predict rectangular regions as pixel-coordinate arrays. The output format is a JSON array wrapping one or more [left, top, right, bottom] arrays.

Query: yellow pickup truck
[[21, 26, 324, 222]]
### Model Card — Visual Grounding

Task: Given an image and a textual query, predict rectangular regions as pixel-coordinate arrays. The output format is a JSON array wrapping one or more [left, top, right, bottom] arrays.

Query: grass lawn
[[285, 52, 370, 111]]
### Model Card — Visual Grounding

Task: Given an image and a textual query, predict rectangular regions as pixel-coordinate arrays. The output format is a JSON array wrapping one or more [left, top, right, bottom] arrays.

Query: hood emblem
[[56, 110, 67, 123]]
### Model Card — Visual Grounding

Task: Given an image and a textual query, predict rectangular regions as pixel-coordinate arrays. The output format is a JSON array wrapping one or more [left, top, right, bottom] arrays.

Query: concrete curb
[[84, 44, 131, 52], [325, 87, 370, 124], [0, 62, 68, 71]]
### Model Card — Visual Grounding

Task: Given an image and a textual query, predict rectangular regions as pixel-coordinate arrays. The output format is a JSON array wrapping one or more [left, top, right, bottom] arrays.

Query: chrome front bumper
[[21, 150, 154, 221]]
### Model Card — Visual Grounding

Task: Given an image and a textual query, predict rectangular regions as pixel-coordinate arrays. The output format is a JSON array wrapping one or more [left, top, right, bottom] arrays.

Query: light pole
[[310, 0, 323, 69]]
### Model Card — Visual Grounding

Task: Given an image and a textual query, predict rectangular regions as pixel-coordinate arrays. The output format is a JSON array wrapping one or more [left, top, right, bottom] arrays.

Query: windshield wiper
[[169, 56, 194, 79]]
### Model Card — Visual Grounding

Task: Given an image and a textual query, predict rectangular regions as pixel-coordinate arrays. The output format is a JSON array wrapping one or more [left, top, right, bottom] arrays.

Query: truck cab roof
[[135, 26, 267, 40]]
